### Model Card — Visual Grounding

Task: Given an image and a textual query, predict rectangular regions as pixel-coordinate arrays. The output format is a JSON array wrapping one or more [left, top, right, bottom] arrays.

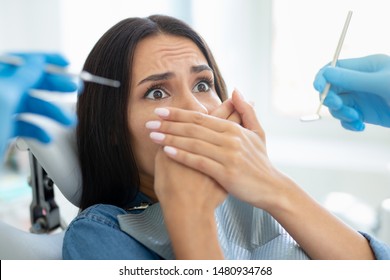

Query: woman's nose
[[180, 93, 208, 114]]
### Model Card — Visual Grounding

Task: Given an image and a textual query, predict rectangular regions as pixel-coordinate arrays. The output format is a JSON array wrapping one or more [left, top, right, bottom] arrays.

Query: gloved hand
[[0, 53, 77, 156], [313, 54, 390, 131]]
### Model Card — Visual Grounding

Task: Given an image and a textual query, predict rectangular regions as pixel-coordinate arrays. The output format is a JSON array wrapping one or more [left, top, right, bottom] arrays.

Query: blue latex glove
[[0, 53, 77, 156], [313, 54, 390, 131]]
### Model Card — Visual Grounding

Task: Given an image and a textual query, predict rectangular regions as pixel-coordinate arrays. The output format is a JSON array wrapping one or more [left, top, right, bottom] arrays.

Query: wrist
[[161, 199, 216, 221], [157, 189, 223, 215], [162, 205, 223, 259], [257, 169, 301, 216]]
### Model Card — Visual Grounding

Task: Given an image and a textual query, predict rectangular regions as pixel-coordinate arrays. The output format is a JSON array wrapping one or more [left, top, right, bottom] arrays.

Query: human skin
[[127, 32, 375, 260], [127, 33, 229, 258], [145, 91, 376, 260]]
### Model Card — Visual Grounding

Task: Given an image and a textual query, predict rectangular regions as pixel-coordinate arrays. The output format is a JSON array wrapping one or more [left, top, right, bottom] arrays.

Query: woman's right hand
[[154, 147, 226, 211], [151, 91, 242, 259], [154, 147, 226, 259]]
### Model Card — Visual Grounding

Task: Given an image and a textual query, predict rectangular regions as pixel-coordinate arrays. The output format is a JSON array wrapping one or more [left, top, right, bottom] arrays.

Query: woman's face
[[128, 34, 222, 181]]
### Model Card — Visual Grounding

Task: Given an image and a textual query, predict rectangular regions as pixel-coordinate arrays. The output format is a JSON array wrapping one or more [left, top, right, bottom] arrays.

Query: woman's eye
[[193, 81, 211, 93], [145, 88, 169, 100]]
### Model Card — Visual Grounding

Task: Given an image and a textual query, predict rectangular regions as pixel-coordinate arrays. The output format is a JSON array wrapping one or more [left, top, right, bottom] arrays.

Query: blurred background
[[1, 0, 390, 244]]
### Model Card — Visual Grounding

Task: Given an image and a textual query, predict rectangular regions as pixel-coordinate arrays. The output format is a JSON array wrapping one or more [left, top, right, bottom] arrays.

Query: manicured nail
[[163, 146, 177, 156], [150, 132, 165, 142], [234, 87, 247, 101], [154, 108, 170, 117], [145, 120, 161, 129]]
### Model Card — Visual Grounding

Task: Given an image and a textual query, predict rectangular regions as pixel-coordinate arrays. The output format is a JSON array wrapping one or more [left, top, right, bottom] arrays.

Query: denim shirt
[[63, 193, 390, 260], [360, 232, 390, 260], [62, 193, 162, 260]]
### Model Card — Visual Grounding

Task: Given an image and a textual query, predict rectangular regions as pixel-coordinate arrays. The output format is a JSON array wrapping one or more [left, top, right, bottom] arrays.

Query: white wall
[[0, 0, 62, 51]]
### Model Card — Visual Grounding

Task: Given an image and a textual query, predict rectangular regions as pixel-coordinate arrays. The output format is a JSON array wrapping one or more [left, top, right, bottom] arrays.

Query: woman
[[63, 15, 375, 259]]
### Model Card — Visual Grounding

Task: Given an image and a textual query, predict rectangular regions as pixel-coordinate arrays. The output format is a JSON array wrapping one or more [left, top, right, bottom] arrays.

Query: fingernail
[[154, 108, 170, 117], [164, 146, 177, 156], [145, 120, 161, 129], [234, 87, 246, 101], [150, 132, 165, 141]]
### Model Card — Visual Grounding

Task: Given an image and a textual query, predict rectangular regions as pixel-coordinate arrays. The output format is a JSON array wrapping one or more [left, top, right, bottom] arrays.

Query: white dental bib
[[118, 196, 309, 259]]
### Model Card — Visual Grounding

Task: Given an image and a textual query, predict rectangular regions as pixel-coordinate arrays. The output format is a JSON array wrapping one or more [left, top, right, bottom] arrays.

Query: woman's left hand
[[146, 90, 285, 211], [147, 90, 377, 260]]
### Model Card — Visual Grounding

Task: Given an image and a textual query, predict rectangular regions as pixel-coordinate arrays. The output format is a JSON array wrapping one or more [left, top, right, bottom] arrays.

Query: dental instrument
[[300, 10, 353, 122], [0, 55, 121, 88]]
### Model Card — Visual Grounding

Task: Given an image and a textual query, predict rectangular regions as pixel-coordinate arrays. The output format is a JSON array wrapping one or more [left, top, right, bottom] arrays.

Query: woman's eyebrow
[[137, 65, 213, 86], [191, 64, 213, 74], [137, 72, 175, 86]]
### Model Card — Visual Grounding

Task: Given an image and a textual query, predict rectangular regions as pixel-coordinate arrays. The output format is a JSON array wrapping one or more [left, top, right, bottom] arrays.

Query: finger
[[12, 120, 51, 143], [210, 98, 234, 119], [41, 74, 78, 92], [10, 52, 70, 67], [323, 90, 343, 110], [210, 93, 242, 125], [163, 145, 225, 184], [8, 53, 77, 92], [146, 118, 226, 146], [231, 89, 264, 138], [313, 66, 328, 93], [18, 95, 76, 126], [314, 55, 388, 93], [154, 107, 234, 133], [323, 66, 387, 95], [149, 131, 227, 163], [43, 53, 70, 67], [341, 120, 365, 131], [335, 55, 386, 72], [8, 55, 46, 88], [227, 110, 241, 124], [329, 105, 360, 123]]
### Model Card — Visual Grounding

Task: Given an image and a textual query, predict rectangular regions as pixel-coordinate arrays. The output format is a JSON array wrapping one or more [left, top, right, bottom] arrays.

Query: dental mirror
[[300, 114, 321, 122], [300, 10, 353, 122]]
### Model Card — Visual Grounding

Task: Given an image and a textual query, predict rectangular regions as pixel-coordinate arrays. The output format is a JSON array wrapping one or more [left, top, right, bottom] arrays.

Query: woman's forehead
[[132, 34, 208, 79], [134, 34, 202, 57]]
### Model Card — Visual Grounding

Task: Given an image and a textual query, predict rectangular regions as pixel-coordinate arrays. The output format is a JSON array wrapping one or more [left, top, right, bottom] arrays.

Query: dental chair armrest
[[18, 120, 81, 208], [0, 220, 64, 260]]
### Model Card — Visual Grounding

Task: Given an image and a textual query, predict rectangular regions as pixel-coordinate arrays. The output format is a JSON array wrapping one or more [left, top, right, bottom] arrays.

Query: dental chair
[[0, 120, 81, 260]]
